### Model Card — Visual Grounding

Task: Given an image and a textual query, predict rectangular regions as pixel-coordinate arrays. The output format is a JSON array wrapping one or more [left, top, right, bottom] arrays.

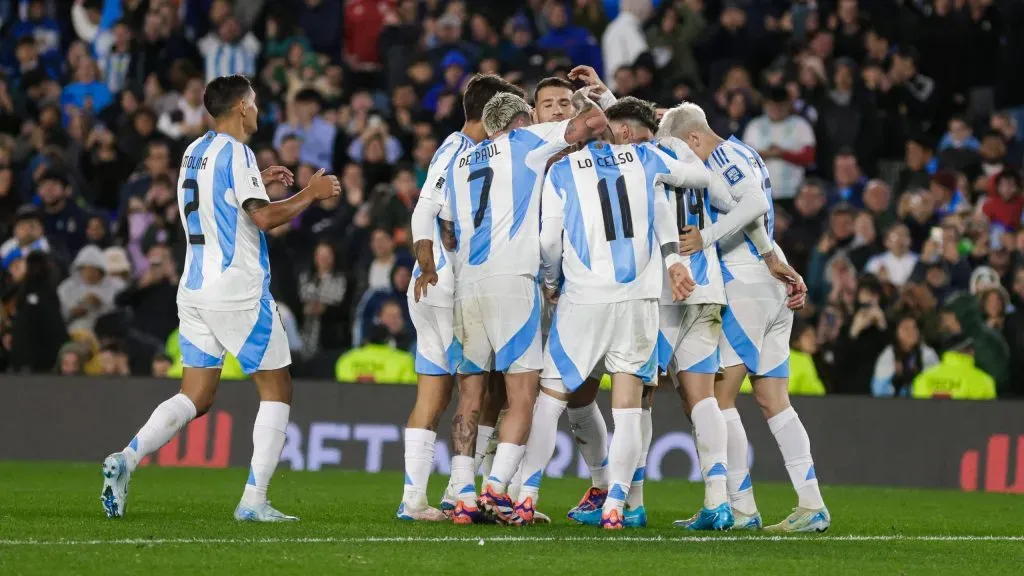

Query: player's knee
[[751, 378, 790, 417], [188, 392, 215, 416]]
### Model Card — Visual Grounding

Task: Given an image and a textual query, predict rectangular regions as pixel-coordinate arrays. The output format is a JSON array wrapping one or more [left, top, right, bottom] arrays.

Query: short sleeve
[[517, 119, 571, 170], [793, 117, 816, 147], [232, 143, 269, 206]]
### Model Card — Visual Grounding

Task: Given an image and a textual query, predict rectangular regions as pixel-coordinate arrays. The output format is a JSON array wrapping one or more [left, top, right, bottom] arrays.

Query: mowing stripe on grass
[[1, 535, 1022, 546]]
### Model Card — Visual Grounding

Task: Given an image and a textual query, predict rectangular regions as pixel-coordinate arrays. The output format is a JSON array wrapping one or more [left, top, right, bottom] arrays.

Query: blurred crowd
[[0, 0, 1022, 398]]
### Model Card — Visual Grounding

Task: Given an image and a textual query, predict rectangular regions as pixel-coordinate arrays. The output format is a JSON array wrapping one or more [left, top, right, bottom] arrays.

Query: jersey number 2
[[598, 176, 633, 241], [182, 178, 205, 245]]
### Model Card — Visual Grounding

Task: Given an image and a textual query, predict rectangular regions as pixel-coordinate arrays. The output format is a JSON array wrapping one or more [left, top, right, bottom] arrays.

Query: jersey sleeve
[[702, 159, 770, 249], [232, 143, 270, 206], [646, 138, 710, 190], [539, 165, 567, 289], [519, 120, 571, 171]]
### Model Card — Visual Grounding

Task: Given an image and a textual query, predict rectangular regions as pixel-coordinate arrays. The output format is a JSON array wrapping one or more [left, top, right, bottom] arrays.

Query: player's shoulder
[[430, 131, 473, 167]]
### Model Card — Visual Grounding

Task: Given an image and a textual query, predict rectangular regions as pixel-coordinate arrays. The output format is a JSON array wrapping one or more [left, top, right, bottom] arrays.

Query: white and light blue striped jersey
[[408, 130, 474, 308], [441, 119, 570, 286], [654, 145, 727, 307], [176, 131, 271, 312], [541, 140, 715, 304], [707, 135, 776, 282]]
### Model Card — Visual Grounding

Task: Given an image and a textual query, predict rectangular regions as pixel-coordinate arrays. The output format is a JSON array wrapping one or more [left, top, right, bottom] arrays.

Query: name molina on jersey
[[181, 154, 209, 171]]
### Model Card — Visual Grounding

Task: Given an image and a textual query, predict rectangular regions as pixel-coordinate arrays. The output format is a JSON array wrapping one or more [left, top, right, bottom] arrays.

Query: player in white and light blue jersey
[[403, 74, 526, 523], [419, 91, 609, 525], [525, 130, 702, 530], [100, 75, 341, 523], [661, 102, 830, 533]]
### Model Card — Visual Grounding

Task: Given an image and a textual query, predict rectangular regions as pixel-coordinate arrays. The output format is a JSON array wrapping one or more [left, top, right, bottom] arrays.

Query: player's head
[[203, 74, 258, 135], [657, 102, 717, 160], [482, 92, 532, 137], [533, 77, 574, 123], [463, 74, 525, 123], [605, 96, 657, 144]]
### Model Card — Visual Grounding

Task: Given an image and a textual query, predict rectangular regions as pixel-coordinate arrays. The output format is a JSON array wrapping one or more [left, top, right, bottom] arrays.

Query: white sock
[[626, 407, 652, 510], [768, 407, 825, 510], [123, 393, 197, 472], [485, 443, 525, 494], [567, 400, 609, 490], [451, 455, 477, 504], [481, 410, 504, 478], [722, 408, 757, 515], [242, 401, 290, 506], [516, 392, 566, 505], [474, 425, 495, 476], [402, 428, 436, 508], [603, 408, 642, 514], [691, 397, 728, 509]]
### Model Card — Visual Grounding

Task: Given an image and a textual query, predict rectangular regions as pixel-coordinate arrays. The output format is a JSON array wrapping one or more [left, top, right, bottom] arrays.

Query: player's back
[[444, 120, 569, 286], [546, 141, 670, 303], [176, 131, 270, 311], [709, 136, 776, 278], [409, 130, 474, 306], [651, 143, 726, 307]]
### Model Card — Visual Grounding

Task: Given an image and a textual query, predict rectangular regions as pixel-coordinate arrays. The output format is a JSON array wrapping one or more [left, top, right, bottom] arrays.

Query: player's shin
[[516, 388, 567, 506], [123, 393, 198, 472], [603, 375, 644, 519], [626, 407, 652, 511], [567, 399, 609, 491], [473, 425, 495, 477], [690, 395, 729, 508], [722, 407, 758, 515], [242, 401, 290, 506], [767, 404, 825, 510]]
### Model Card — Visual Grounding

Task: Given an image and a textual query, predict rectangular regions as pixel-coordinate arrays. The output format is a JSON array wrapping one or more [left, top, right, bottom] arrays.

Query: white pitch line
[[1, 535, 1022, 546]]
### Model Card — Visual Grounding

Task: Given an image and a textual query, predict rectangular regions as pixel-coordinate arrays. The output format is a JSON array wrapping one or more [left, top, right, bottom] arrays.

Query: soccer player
[[415, 91, 608, 525], [504, 76, 615, 521], [99, 75, 341, 521], [660, 103, 830, 533], [402, 74, 524, 522], [533, 131, 706, 530]]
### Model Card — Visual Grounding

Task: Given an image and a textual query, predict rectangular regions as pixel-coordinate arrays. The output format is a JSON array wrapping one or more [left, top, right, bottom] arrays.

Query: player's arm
[[539, 169, 565, 302], [652, 178, 695, 301], [568, 65, 617, 110], [411, 162, 455, 302], [236, 144, 340, 231], [679, 167, 769, 255], [649, 137, 711, 190], [564, 92, 609, 145]]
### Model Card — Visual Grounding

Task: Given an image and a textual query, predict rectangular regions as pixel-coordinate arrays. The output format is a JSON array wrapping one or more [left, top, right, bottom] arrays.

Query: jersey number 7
[[597, 176, 634, 241], [182, 178, 205, 245], [468, 167, 493, 229]]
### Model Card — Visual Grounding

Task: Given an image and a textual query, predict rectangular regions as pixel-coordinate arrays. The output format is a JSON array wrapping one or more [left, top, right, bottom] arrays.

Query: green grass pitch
[[0, 462, 1021, 575]]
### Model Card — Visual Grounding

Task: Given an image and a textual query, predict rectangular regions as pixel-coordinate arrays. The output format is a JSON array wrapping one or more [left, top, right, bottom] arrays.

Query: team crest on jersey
[[723, 165, 745, 186]]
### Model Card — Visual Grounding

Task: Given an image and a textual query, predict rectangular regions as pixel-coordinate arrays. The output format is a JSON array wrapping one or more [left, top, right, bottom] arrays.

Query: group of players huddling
[[97, 69, 829, 533]]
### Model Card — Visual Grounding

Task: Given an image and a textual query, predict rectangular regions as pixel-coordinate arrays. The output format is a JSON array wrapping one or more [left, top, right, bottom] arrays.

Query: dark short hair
[[533, 77, 574, 104], [605, 96, 658, 134], [38, 169, 68, 187], [463, 74, 525, 122], [203, 74, 253, 119]]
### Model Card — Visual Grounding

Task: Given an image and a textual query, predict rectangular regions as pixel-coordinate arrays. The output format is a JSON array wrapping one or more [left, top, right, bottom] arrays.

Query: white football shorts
[[454, 274, 542, 374], [178, 298, 291, 375], [719, 277, 793, 377], [658, 303, 723, 377], [409, 296, 457, 376], [541, 298, 658, 393]]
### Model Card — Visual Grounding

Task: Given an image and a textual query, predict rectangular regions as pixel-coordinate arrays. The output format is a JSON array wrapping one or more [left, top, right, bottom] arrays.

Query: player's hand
[[413, 269, 438, 303], [308, 168, 341, 201], [765, 254, 799, 285], [543, 284, 559, 305], [679, 226, 704, 255], [568, 65, 608, 92], [786, 279, 807, 311], [261, 165, 294, 187], [667, 263, 696, 301]]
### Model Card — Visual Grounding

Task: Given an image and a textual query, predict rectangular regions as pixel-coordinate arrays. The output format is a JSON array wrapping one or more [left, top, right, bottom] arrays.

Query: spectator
[[37, 170, 88, 258], [97, 341, 131, 376], [98, 20, 142, 95], [833, 275, 888, 394], [847, 211, 880, 272], [742, 87, 816, 202], [865, 223, 918, 287], [783, 179, 827, 276], [940, 292, 1010, 394], [862, 179, 895, 233], [895, 135, 938, 196], [367, 165, 417, 242], [7, 251, 66, 373], [602, 0, 650, 90], [365, 227, 396, 292], [537, 2, 601, 79], [334, 323, 416, 384], [830, 149, 866, 207], [1, 205, 50, 271], [929, 171, 967, 218], [113, 244, 178, 343], [55, 341, 88, 376], [103, 246, 132, 284], [156, 75, 207, 142], [60, 57, 114, 123], [197, 16, 260, 82], [938, 115, 981, 175], [911, 334, 996, 400], [343, 0, 390, 81], [377, 297, 414, 352], [118, 140, 172, 216], [299, 241, 351, 358], [871, 315, 940, 398], [151, 353, 172, 378], [981, 169, 1024, 231], [645, 0, 705, 90], [273, 89, 337, 171], [807, 203, 856, 304], [709, 89, 752, 139], [743, 319, 826, 396], [298, 0, 343, 57], [817, 58, 878, 178], [57, 245, 125, 333]]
